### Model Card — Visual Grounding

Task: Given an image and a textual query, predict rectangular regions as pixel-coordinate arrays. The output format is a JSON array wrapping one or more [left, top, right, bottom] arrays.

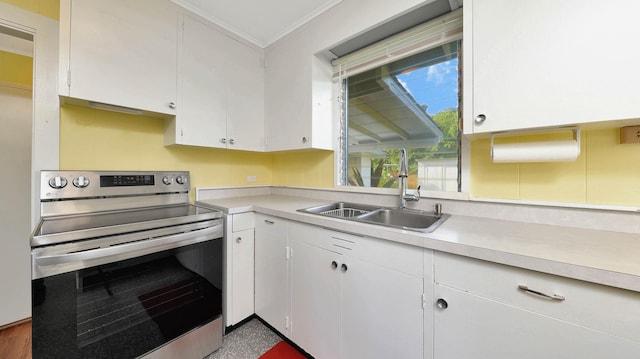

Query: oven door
[[31, 224, 223, 358]]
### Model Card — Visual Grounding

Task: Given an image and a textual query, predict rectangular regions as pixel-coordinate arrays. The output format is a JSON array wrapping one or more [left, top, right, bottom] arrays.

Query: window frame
[[331, 10, 469, 200]]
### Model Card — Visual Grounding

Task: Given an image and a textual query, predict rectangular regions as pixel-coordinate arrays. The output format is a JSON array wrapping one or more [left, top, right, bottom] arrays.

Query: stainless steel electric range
[[30, 170, 224, 359]]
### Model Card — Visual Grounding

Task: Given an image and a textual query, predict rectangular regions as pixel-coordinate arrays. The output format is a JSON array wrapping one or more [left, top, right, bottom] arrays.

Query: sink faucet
[[399, 148, 420, 208]]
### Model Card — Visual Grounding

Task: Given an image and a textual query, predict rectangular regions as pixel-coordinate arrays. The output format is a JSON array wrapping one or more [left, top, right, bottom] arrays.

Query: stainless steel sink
[[356, 208, 449, 232], [298, 203, 449, 232], [298, 202, 380, 218]]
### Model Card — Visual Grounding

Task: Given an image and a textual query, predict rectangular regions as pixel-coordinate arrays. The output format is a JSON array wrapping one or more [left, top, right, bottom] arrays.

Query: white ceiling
[[172, 0, 343, 47]]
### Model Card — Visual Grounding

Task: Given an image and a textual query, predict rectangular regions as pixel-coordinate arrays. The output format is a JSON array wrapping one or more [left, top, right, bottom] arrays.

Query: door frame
[[0, 3, 59, 227]]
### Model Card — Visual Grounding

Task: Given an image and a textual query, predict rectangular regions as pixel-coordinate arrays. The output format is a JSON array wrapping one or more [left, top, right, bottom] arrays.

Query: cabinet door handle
[[221, 138, 227, 144], [518, 285, 565, 302], [236, 237, 242, 242], [302, 136, 307, 143], [340, 263, 348, 272], [331, 261, 338, 269], [474, 114, 486, 124], [229, 139, 235, 145], [436, 298, 448, 310], [169, 101, 176, 109], [264, 219, 275, 224]]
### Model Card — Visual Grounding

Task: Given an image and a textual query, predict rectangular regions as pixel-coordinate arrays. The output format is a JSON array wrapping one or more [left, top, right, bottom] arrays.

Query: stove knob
[[72, 176, 90, 188], [176, 175, 187, 185], [162, 176, 173, 185], [48, 176, 68, 189]]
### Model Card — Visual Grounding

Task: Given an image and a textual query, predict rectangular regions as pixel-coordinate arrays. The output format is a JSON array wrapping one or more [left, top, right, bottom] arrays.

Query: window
[[333, 9, 463, 192]]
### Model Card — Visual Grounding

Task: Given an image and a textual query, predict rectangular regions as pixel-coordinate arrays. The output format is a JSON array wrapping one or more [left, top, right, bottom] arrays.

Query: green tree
[[349, 108, 458, 188]]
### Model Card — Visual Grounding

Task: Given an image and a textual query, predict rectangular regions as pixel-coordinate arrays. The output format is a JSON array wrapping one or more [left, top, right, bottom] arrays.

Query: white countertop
[[197, 195, 640, 293]]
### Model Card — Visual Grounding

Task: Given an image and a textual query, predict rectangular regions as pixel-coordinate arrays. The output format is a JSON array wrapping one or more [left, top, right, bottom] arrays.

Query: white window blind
[[332, 8, 462, 80]]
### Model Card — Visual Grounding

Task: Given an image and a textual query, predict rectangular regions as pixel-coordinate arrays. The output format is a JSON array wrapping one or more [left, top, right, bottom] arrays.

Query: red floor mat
[[259, 341, 307, 359]]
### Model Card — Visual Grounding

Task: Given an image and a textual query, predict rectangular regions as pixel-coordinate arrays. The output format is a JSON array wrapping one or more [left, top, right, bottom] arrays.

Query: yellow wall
[[0, 50, 32, 86], [2, 0, 59, 20], [470, 128, 640, 207], [60, 105, 274, 191], [59, 105, 334, 193], [8, 0, 636, 205], [2, 0, 332, 192], [272, 150, 334, 188]]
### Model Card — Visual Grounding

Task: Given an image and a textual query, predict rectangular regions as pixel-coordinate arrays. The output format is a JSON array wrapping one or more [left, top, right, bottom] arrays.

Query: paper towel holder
[[490, 127, 581, 163]]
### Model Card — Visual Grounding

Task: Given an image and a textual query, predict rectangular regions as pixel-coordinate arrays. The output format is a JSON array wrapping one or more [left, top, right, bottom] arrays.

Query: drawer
[[288, 220, 333, 250], [255, 213, 286, 233], [288, 221, 423, 276], [434, 252, 640, 343], [344, 233, 423, 276], [232, 212, 255, 232]]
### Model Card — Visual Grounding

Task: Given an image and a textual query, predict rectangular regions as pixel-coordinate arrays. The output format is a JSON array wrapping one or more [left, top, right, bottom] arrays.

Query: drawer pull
[[264, 219, 275, 224], [518, 285, 565, 302]]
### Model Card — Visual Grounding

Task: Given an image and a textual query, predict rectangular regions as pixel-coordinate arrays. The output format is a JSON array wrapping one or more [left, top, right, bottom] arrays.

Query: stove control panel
[[41, 171, 191, 200]]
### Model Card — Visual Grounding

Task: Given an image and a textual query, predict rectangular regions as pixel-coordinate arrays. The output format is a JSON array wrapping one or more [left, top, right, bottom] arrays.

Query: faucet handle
[[434, 203, 443, 217]]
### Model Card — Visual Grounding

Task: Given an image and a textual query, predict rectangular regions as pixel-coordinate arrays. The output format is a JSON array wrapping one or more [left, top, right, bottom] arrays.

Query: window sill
[[334, 185, 470, 201]]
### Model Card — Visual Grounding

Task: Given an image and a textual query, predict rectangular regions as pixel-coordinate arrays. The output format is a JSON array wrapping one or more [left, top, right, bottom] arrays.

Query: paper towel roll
[[491, 140, 580, 163]]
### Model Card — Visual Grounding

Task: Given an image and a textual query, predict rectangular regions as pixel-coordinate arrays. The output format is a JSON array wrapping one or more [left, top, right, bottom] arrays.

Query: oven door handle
[[34, 226, 221, 267]]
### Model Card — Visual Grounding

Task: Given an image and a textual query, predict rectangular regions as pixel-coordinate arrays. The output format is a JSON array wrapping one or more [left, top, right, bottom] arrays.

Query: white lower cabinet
[[433, 252, 640, 358], [254, 214, 289, 335], [251, 216, 640, 359], [288, 221, 424, 359], [289, 239, 341, 358], [341, 254, 424, 359], [224, 212, 255, 326]]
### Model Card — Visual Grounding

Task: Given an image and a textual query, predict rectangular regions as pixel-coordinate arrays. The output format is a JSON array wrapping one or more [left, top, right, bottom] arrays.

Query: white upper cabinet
[[264, 50, 333, 151], [463, 0, 640, 134], [226, 37, 266, 152], [169, 14, 227, 148], [59, 0, 179, 116], [166, 13, 265, 151]]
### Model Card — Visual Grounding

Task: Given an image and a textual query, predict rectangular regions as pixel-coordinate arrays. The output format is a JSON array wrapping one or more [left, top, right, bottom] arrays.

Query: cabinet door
[[434, 285, 640, 359], [175, 14, 227, 148], [226, 37, 265, 151], [231, 228, 254, 324], [289, 239, 341, 359], [465, 0, 640, 134], [264, 49, 311, 151], [65, 0, 178, 115], [254, 216, 288, 334], [341, 255, 424, 359]]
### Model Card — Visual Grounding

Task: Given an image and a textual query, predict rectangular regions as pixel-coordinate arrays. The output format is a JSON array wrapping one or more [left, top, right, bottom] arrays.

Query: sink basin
[[299, 203, 449, 232], [356, 208, 449, 232], [299, 202, 380, 218]]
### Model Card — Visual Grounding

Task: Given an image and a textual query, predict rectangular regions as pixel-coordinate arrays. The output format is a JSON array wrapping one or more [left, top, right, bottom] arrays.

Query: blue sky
[[396, 58, 459, 115]]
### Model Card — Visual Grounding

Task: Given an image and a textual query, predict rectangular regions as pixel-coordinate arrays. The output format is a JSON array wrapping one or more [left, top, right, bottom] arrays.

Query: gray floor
[[206, 318, 282, 359]]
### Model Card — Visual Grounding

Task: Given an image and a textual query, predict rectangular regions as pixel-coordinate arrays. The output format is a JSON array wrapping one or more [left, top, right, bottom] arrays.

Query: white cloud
[[426, 61, 456, 84], [397, 77, 414, 97]]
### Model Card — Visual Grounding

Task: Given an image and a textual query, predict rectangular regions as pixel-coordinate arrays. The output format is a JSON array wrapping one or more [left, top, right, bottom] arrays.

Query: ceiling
[[172, 0, 343, 47]]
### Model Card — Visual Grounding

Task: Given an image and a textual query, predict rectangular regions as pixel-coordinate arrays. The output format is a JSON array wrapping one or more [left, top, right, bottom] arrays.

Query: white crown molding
[[0, 31, 33, 56]]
